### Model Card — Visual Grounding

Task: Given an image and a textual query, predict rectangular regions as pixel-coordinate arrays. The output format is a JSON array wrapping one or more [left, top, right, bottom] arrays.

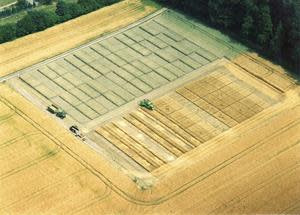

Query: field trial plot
[[92, 62, 281, 174], [11, 10, 242, 126]]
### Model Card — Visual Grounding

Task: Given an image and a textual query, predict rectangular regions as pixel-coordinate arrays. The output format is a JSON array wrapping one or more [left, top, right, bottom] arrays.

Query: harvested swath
[[96, 126, 154, 172], [110, 123, 165, 168], [124, 114, 183, 157], [143, 109, 202, 147], [130, 110, 194, 151]]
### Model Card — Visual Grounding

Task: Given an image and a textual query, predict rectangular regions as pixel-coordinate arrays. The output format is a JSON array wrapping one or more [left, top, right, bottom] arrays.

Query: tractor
[[56, 109, 66, 119], [47, 104, 67, 119], [139, 99, 154, 110]]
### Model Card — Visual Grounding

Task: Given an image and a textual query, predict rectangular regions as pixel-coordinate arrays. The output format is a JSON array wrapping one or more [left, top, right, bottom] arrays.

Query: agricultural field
[[0, 2, 299, 214]]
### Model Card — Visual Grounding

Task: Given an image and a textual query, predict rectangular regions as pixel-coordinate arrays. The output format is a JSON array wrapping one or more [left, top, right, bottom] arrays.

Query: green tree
[[68, 3, 83, 18], [56, 0, 69, 16], [241, 15, 254, 39], [208, 0, 243, 29], [78, 0, 98, 14], [36, 0, 53, 5], [28, 10, 58, 31], [291, 43, 300, 71], [256, 3, 273, 47], [16, 0, 30, 10], [270, 22, 284, 59], [16, 15, 36, 36], [0, 24, 16, 43]]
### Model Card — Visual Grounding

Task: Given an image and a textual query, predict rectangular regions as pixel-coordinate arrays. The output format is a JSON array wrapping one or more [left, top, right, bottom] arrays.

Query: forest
[[157, 0, 300, 73]]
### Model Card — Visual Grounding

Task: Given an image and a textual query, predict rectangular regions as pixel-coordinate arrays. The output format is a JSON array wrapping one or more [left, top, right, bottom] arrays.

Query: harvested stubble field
[[0, 1, 300, 214]]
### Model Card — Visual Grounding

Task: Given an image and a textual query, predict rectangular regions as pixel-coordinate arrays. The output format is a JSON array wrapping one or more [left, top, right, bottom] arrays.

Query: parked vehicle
[[69, 125, 86, 141]]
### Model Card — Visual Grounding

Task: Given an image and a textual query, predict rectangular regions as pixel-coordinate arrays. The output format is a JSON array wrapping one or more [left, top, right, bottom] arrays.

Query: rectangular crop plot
[[38, 66, 58, 80], [95, 96, 117, 111], [115, 47, 142, 63], [140, 20, 167, 36], [63, 73, 83, 86], [69, 87, 91, 102], [90, 43, 110, 56], [78, 84, 100, 98], [86, 99, 108, 115], [53, 77, 74, 90], [115, 34, 136, 46], [113, 67, 135, 82], [76, 103, 99, 119], [103, 91, 126, 106], [20, 74, 41, 87], [99, 37, 127, 52]]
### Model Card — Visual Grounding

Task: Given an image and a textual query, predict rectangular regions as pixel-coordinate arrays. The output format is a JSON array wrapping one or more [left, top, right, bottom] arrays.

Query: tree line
[[0, 0, 119, 44], [157, 0, 300, 73]]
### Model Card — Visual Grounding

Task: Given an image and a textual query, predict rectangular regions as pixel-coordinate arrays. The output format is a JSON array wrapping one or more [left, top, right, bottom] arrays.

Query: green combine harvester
[[47, 104, 67, 119], [139, 99, 154, 110]]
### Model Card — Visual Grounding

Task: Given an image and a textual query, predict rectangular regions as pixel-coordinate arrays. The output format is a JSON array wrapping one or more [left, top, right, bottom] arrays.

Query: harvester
[[47, 104, 67, 119], [139, 99, 154, 110]]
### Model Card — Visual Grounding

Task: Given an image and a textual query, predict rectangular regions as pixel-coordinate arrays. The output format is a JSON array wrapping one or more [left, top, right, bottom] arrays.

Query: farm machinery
[[69, 125, 86, 141], [47, 104, 67, 119], [139, 99, 154, 110]]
